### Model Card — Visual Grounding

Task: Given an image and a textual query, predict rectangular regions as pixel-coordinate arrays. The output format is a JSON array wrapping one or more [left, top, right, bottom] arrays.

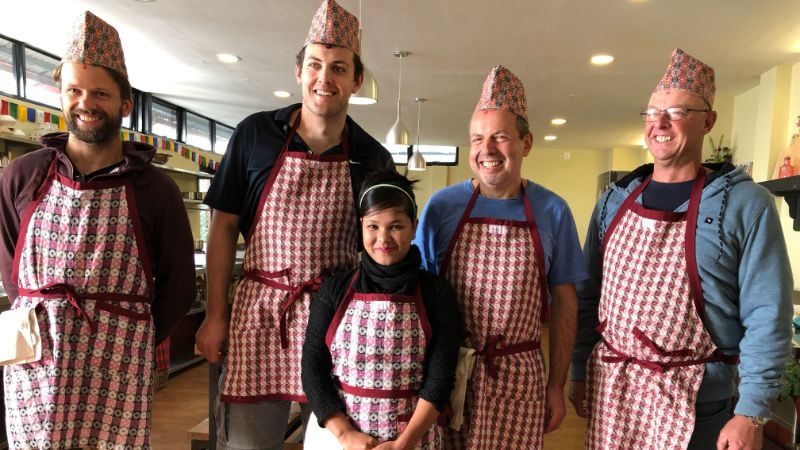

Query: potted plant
[[705, 134, 734, 163], [777, 358, 800, 417]]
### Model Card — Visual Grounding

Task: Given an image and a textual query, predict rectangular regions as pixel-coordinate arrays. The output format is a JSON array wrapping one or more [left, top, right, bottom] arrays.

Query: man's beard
[[66, 107, 123, 145]]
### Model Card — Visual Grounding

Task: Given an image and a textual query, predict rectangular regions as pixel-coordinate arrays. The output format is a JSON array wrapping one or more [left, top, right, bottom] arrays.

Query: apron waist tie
[[280, 277, 323, 349], [19, 283, 96, 333], [478, 335, 540, 379], [601, 339, 739, 373]]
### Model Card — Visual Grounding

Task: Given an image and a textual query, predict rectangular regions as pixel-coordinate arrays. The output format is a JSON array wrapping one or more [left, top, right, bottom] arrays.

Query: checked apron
[[585, 171, 737, 450], [221, 111, 358, 403], [442, 182, 548, 450], [5, 161, 155, 450], [307, 271, 440, 448]]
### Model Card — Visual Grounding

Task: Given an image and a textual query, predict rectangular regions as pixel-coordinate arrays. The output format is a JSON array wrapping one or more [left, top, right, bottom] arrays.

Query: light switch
[[563, 152, 571, 160]]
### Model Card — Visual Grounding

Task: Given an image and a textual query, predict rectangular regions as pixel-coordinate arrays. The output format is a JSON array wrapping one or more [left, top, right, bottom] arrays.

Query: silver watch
[[745, 415, 770, 426]]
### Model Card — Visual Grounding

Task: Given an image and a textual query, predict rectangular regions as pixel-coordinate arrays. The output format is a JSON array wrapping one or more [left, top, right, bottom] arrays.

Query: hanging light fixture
[[407, 97, 427, 171], [386, 50, 410, 145], [349, 0, 378, 105]]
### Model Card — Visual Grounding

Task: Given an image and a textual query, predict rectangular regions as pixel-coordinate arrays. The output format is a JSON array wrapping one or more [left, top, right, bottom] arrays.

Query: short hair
[[515, 115, 530, 139], [295, 45, 364, 81], [53, 63, 132, 102], [358, 171, 418, 221]]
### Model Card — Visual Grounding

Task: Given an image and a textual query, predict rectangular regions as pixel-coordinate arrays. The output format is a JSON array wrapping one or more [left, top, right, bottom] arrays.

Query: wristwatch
[[745, 416, 770, 427]]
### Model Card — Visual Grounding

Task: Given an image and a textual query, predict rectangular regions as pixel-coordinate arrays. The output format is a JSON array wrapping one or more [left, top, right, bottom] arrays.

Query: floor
[[150, 326, 587, 450]]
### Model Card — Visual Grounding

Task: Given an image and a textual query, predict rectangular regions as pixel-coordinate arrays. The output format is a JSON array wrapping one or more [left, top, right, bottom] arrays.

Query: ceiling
[[5, 0, 800, 151]]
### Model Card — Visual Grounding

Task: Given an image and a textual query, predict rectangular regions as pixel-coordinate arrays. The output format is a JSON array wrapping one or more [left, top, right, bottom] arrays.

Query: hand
[[543, 384, 567, 433], [338, 429, 378, 450], [195, 315, 228, 364], [568, 380, 588, 418], [372, 440, 407, 450], [716, 415, 763, 450]]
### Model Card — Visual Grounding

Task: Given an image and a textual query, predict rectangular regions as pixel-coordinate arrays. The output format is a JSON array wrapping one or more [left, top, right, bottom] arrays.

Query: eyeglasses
[[640, 107, 709, 122]]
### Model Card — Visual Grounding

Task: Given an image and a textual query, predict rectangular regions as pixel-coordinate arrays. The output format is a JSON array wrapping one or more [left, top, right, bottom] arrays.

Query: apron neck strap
[[281, 109, 350, 157], [465, 181, 535, 224]]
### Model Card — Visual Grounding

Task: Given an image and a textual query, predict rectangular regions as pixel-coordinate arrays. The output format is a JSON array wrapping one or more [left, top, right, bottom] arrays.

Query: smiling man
[[194, 1, 393, 448], [569, 49, 792, 450], [0, 11, 196, 450], [415, 65, 587, 449]]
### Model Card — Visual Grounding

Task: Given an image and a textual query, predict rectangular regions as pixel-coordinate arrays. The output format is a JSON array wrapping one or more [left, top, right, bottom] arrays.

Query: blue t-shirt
[[415, 179, 588, 287]]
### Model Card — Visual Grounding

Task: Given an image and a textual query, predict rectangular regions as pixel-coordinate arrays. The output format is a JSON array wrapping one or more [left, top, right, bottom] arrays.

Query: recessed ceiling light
[[551, 118, 567, 126], [216, 53, 242, 64], [591, 54, 614, 65], [273, 90, 291, 98], [544, 135, 558, 141]]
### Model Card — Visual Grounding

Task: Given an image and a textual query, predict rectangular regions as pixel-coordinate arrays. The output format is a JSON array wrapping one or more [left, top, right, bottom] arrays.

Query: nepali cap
[[474, 65, 528, 121], [305, 0, 360, 55], [62, 11, 128, 79], [654, 48, 715, 108]]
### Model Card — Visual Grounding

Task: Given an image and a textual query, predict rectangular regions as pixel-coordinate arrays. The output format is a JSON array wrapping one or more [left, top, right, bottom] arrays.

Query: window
[[0, 37, 15, 95], [412, 145, 459, 166], [214, 123, 234, 155], [151, 100, 177, 140], [24, 48, 59, 107], [186, 112, 211, 150], [383, 144, 412, 165]]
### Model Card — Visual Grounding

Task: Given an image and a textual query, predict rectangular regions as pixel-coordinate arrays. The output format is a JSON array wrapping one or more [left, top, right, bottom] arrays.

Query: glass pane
[[186, 112, 211, 150], [214, 124, 234, 155], [151, 101, 177, 140], [24, 48, 59, 107], [0, 38, 16, 95], [122, 114, 131, 130]]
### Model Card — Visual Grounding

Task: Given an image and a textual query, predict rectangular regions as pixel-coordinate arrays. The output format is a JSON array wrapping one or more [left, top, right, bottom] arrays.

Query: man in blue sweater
[[569, 48, 792, 450]]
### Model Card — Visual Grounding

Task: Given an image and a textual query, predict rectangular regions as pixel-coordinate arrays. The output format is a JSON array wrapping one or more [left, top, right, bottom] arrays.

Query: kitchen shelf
[[168, 355, 205, 375], [183, 198, 210, 211], [0, 132, 39, 146], [153, 163, 214, 179], [186, 306, 206, 316], [760, 175, 800, 231]]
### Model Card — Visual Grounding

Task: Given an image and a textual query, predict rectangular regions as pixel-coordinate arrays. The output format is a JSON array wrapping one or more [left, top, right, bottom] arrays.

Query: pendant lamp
[[386, 50, 410, 145], [407, 97, 427, 171], [349, 0, 378, 105]]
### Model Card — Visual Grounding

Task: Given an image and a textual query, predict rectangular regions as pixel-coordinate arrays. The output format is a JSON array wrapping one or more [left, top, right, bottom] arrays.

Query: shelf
[[154, 163, 214, 179], [0, 132, 39, 146], [183, 198, 210, 211], [186, 306, 206, 316], [760, 175, 800, 231], [168, 355, 205, 375]]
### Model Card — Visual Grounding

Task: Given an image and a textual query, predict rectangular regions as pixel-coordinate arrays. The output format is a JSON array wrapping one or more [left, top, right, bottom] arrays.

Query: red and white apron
[[5, 161, 155, 450], [307, 271, 440, 449], [585, 171, 738, 450], [442, 182, 548, 450], [222, 111, 358, 403]]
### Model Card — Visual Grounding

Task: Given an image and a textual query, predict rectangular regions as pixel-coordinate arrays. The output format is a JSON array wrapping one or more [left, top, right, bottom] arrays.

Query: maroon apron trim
[[355, 292, 418, 303], [600, 338, 736, 372], [18, 284, 147, 333], [245, 109, 350, 243], [279, 276, 324, 349], [325, 273, 358, 347], [684, 171, 707, 322], [336, 378, 419, 399], [220, 393, 308, 404], [94, 301, 152, 321], [440, 181, 549, 321], [627, 204, 687, 221], [10, 161, 59, 285], [632, 327, 692, 358], [601, 177, 650, 254], [600, 170, 707, 325], [243, 270, 293, 290], [478, 334, 541, 379], [124, 181, 155, 297], [54, 171, 130, 191], [325, 272, 430, 347]]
